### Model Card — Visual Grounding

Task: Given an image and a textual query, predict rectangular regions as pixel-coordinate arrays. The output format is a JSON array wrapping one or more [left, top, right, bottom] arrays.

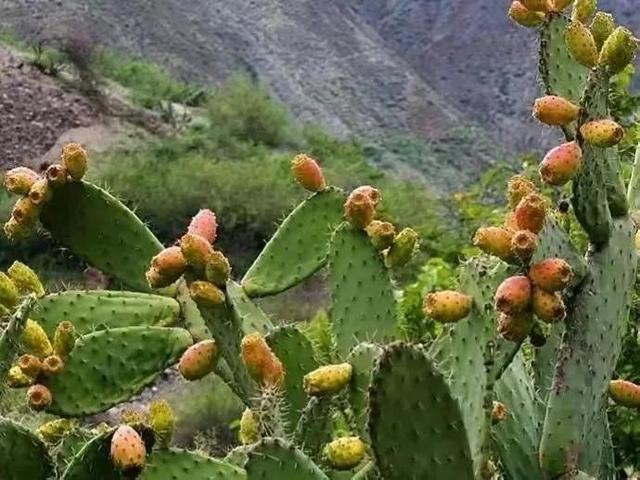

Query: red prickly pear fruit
[[511, 230, 538, 260], [4, 167, 39, 195], [473, 227, 515, 262], [204, 251, 231, 287], [365, 220, 396, 250], [491, 401, 508, 424], [590, 12, 616, 50], [495, 276, 532, 315], [533, 96, 580, 126], [146, 246, 187, 289], [580, 119, 624, 147], [599, 26, 637, 74], [515, 193, 546, 234], [344, 188, 377, 229], [189, 281, 226, 308], [180, 233, 214, 269], [110, 425, 147, 475], [498, 312, 533, 342], [508, 1, 545, 27], [423, 290, 473, 323], [386, 227, 419, 268], [241, 332, 285, 388], [609, 379, 640, 408], [61, 143, 88, 181], [11, 197, 40, 224], [17, 354, 42, 378], [291, 154, 326, 192], [549, 0, 573, 12], [540, 141, 582, 186], [520, 0, 549, 12], [179, 339, 218, 381], [27, 384, 52, 411], [45, 164, 68, 187], [528, 258, 573, 291], [507, 175, 538, 209], [351, 185, 381, 207], [571, 0, 596, 23], [565, 21, 599, 67], [532, 288, 566, 323], [187, 209, 217, 244], [28, 179, 52, 206], [42, 355, 64, 376]]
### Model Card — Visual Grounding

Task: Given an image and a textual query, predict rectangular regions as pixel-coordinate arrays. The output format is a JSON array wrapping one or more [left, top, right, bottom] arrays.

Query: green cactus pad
[[176, 280, 211, 342], [40, 181, 163, 291], [0, 295, 35, 387], [540, 218, 636, 476], [328, 223, 396, 355], [224, 446, 251, 468], [140, 448, 246, 479], [0, 418, 55, 480], [293, 396, 334, 458], [245, 438, 329, 480], [266, 325, 318, 429], [533, 217, 588, 284], [533, 323, 564, 403], [347, 342, 382, 439], [228, 280, 273, 335], [493, 353, 544, 480], [47, 326, 192, 416], [578, 409, 614, 479], [32, 290, 180, 337], [369, 342, 474, 480], [60, 429, 119, 480], [242, 188, 345, 297]]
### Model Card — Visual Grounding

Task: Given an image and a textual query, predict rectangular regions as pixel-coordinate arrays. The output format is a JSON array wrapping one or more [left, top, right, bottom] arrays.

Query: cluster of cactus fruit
[[1, 1, 640, 478]]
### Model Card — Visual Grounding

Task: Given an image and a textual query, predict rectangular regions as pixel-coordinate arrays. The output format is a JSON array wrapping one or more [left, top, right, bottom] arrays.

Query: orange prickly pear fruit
[[344, 187, 379, 229], [178, 339, 219, 381], [11, 197, 40, 224], [204, 250, 231, 287], [571, 0, 596, 23], [540, 141, 582, 186], [42, 355, 64, 375], [580, 119, 624, 147], [507, 175, 538, 209], [528, 258, 573, 291], [146, 246, 187, 288], [291, 154, 327, 192], [609, 379, 640, 408], [27, 384, 52, 411], [45, 164, 68, 187], [532, 288, 566, 323], [520, 0, 549, 12], [351, 185, 381, 207], [110, 425, 147, 475], [599, 26, 637, 74], [498, 312, 534, 342], [423, 290, 473, 323], [515, 193, 546, 234], [61, 143, 88, 181], [28, 179, 52, 206], [590, 12, 616, 51], [511, 230, 538, 260], [473, 227, 514, 261], [495, 276, 532, 315], [504, 212, 520, 232], [533, 96, 580, 126], [324, 436, 366, 471], [304, 363, 353, 396], [365, 220, 396, 250], [241, 332, 285, 387], [180, 233, 214, 270], [4, 167, 39, 195], [565, 20, 599, 67], [187, 209, 217, 244], [17, 354, 42, 378], [508, 1, 545, 28], [189, 281, 225, 308], [491, 401, 508, 424]]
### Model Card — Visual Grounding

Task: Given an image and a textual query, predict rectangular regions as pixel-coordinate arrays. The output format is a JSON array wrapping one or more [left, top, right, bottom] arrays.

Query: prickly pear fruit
[[189, 281, 225, 308], [352, 185, 381, 207], [110, 425, 147, 475], [507, 175, 538, 209], [580, 119, 624, 147], [21, 319, 53, 358], [17, 354, 42, 378], [178, 339, 218, 381], [4, 216, 34, 241], [599, 26, 637, 74], [520, 0, 549, 12], [7, 366, 33, 388], [571, 0, 596, 23], [609, 379, 640, 408], [495, 276, 532, 315], [187, 209, 217, 244], [540, 141, 582, 186], [366, 220, 396, 250], [241, 332, 285, 387], [386, 227, 419, 268], [498, 312, 533, 343], [0, 272, 20, 308], [27, 384, 52, 410], [291, 154, 327, 192], [590, 12, 616, 50], [423, 290, 473, 323], [37, 419, 75, 444], [45, 164, 67, 187], [28, 179, 52, 206], [549, 0, 572, 11], [61, 143, 88, 181], [53, 321, 76, 358], [8, 261, 44, 297], [491, 401, 508, 424], [515, 193, 546, 234], [42, 355, 64, 375], [180, 233, 214, 269], [204, 251, 231, 287], [344, 188, 377, 229], [565, 21, 599, 67], [147, 246, 187, 289], [504, 212, 520, 232], [304, 363, 353, 396], [473, 227, 515, 261], [532, 288, 566, 323], [508, 1, 545, 27], [511, 230, 538, 260], [4, 167, 39, 195], [533, 96, 580, 126], [528, 258, 573, 291], [11, 197, 40, 226], [149, 399, 175, 446], [324, 436, 366, 471], [239, 408, 260, 445]]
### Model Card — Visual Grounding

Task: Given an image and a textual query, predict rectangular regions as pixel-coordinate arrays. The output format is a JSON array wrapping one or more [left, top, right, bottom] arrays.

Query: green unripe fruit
[[565, 21, 598, 67], [204, 251, 231, 287], [239, 408, 260, 445], [324, 436, 366, 470], [385, 227, 419, 268], [590, 12, 616, 50], [21, 319, 53, 358], [571, 0, 597, 24], [7, 365, 34, 388], [53, 321, 76, 358], [149, 399, 175, 446], [303, 363, 353, 396], [37, 419, 75, 444], [8, 261, 44, 297], [0, 272, 20, 308], [599, 26, 637, 74]]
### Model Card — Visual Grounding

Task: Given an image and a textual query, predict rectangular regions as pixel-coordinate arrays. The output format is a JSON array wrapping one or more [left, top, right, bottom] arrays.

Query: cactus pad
[[0, 295, 35, 387], [245, 438, 329, 480], [533, 217, 588, 283], [140, 448, 246, 479], [60, 429, 119, 480], [0, 418, 55, 480], [347, 342, 382, 439], [176, 281, 212, 342], [228, 280, 273, 335]]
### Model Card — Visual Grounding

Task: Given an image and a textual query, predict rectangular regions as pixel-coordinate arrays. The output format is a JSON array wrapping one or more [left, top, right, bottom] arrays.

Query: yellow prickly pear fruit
[[590, 12, 616, 50], [178, 339, 218, 381], [507, 175, 538, 209], [609, 379, 640, 408], [0, 272, 20, 308], [291, 154, 327, 192], [511, 230, 538, 261], [149, 399, 175, 446], [324, 437, 366, 471], [239, 408, 260, 445], [491, 401, 508, 424], [187, 209, 217, 244], [42, 355, 64, 375], [11, 197, 40, 225], [515, 193, 546, 234], [110, 425, 147, 475], [37, 419, 75, 443], [146, 246, 187, 289], [61, 143, 88, 181], [344, 188, 377, 229], [8, 261, 45, 297], [533, 96, 580, 126], [4, 167, 39, 195], [520, 0, 549, 12], [189, 281, 225, 308], [495, 276, 532, 315], [498, 312, 533, 343], [423, 290, 473, 323], [180, 233, 214, 269], [532, 288, 566, 323], [365, 220, 396, 250], [4, 216, 34, 241], [565, 21, 599, 67], [571, 0, 597, 23], [21, 319, 54, 358], [303, 363, 353, 396], [204, 250, 231, 287], [508, 2, 545, 28], [549, 0, 573, 12], [599, 26, 637, 74], [580, 119, 624, 147], [28, 179, 52, 206], [17, 354, 42, 378], [53, 321, 76, 358], [540, 141, 582, 186], [241, 333, 285, 387], [7, 366, 34, 388], [45, 164, 68, 187], [473, 227, 515, 261], [529, 258, 573, 291], [27, 384, 52, 411], [385, 227, 419, 268]]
